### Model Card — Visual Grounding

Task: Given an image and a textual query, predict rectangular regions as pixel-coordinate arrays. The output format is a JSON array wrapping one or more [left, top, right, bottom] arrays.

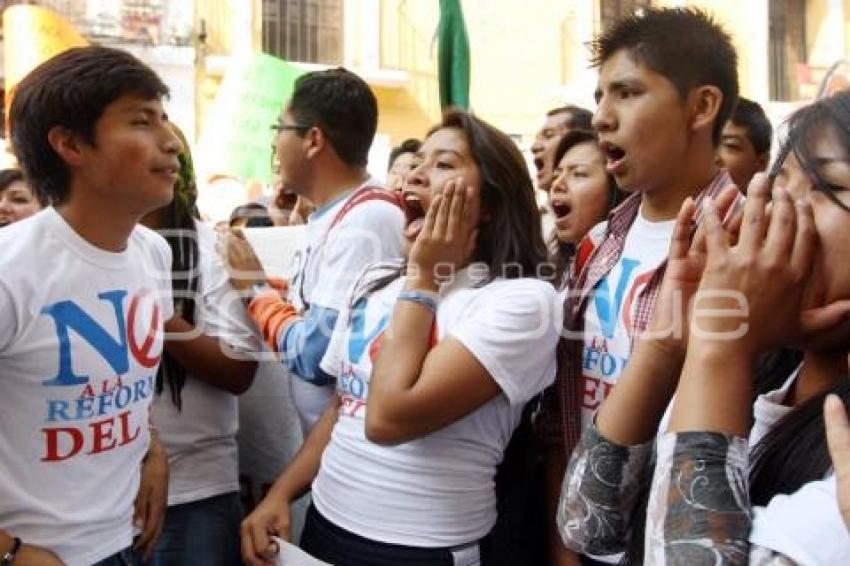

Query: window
[[599, 0, 651, 31], [262, 0, 343, 64], [769, 0, 806, 101]]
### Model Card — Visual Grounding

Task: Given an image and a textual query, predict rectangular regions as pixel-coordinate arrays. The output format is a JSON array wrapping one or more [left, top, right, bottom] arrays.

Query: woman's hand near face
[[668, 179, 817, 436], [408, 178, 479, 290]]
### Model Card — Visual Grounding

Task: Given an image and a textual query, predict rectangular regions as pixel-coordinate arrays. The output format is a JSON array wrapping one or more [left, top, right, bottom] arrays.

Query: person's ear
[[304, 126, 324, 160], [688, 85, 723, 137], [47, 126, 85, 168]]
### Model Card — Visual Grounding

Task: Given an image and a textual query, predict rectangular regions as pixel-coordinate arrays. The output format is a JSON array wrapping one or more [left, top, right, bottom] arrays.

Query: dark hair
[[388, 138, 422, 171], [547, 105, 593, 131], [731, 97, 772, 155], [9, 46, 169, 205], [750, 380, 850, 505], [288, 68, 377, 167], [549, 129, 625, 287], [154, 125, 200, 409], [0, 168, 24, 192], [0, 167, 47, 206], [772, 91, 850, 212], [433, 110, 548, 281], [589, 7, 739, 146], [230, 202, 273, 227]]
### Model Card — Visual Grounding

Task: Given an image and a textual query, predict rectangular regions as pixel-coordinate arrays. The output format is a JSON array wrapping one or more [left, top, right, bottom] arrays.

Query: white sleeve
[[749, 475, 850, 565], [0, 281, 18, 352], [450, 279, 560, 405], [195, 222, 259, 353], [310, 201, 404, 311]]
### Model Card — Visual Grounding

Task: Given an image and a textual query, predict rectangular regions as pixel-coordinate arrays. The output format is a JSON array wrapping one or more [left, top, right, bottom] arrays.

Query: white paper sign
[[272, 537, 331, 566], [242, 226, 306, 280]]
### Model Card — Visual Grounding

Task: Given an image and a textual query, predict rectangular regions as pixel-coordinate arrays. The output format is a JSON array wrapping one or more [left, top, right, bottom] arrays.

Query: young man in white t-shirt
[[222, 68, 404, 434], [541, 8, 742, 565], [0, 46, 181, 565]]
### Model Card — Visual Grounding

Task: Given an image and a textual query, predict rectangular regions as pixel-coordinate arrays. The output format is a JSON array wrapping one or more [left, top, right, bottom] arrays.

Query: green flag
[[438, 0, 470, 110]]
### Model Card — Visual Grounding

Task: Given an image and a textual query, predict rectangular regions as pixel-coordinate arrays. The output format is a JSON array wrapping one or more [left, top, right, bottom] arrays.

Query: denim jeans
[[300, 504, 489, 566], [149, 491, 243, 566], [92, 546, 144, 566]]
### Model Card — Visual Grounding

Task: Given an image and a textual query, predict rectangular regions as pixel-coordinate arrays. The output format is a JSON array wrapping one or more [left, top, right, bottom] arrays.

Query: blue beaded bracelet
[[397, 289, 439, 313]]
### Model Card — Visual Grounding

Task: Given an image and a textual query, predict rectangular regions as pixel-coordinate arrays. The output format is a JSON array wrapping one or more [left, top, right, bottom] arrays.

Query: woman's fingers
[[669, 197, 695, 261], [445, 178, 466, 243], [432, 180, 455, 239], [738, 173, 770, 249], [702, 196, 729, 257], [790, 197, 817, 279], [764, 187, 796, 262]]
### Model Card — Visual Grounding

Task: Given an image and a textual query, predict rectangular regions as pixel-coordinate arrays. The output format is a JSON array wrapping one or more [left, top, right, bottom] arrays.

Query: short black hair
[[547, 105, 593, 131], [230, 202, 273, 227], [288, 68, 377, 168], [589, 7, 738, 146], [388, 138, 422, 170], [9, 46, 169, 205], [730, 97, 772, 155]]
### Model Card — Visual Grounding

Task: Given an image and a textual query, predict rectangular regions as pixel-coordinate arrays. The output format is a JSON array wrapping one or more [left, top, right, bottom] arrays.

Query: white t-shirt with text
[[0, 208, 173, 565], [314, 264, 561, 547], [580, 211, 675, 428], [287, 183, 404, 430]]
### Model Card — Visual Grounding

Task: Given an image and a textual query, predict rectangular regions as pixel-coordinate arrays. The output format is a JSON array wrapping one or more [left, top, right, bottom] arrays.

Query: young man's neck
[[791, 349, 848, 406], [641, 156, 720, 222], [308, 166, 370, 209], [56, 196, 141, 253]]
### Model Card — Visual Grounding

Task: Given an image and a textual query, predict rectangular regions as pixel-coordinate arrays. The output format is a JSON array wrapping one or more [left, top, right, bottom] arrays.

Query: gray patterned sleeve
[[645, 431, 803, 565], [557, 421, 653, 557]]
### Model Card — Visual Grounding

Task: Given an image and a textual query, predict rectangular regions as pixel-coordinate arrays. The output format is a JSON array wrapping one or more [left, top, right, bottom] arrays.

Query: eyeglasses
[[270, 121, 311, 134]]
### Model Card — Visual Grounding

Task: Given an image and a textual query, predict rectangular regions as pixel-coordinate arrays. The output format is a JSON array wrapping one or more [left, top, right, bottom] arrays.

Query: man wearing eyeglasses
[[221, 68, 404, 435]]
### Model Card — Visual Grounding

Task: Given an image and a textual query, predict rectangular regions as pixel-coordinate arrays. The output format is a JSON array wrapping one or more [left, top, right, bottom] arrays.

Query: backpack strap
[[325, 185, 402, 233]]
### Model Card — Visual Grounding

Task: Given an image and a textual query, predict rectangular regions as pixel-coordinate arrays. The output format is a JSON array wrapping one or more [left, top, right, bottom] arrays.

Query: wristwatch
[[1, 537, 21, 566]]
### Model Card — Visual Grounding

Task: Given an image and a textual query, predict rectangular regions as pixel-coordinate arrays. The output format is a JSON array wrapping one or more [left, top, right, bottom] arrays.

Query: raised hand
[[408, 178, 479, 290], [825, 393, 850, 531]]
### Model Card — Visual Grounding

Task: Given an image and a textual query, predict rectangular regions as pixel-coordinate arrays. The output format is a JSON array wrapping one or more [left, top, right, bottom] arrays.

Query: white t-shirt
[[748, 369, 850, 564], [313, 264, 561, 547], [151, 220, 259, 506], [580, 211, 675, 428], [0, 208, 173, 565], [287, 183, 404, 431]]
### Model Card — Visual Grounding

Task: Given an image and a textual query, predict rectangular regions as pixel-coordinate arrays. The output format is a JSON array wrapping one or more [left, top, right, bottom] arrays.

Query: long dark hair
[[749, 91, 850, 504], [367, 110, 549, 296], [770, 90, 850, 213], [750, 380, 850, 505], [435, 110, 548, 281], [155, 126, 201, 409]]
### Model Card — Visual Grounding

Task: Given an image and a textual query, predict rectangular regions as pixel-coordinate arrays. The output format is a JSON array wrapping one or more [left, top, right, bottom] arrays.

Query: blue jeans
[[300, 504, 492, 565], [150, 492, 243, 566], [92, 546, 144, 566]]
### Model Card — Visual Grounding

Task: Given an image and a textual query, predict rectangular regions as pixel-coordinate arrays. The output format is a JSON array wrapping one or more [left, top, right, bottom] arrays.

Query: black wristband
[[0, 536, 21, 566]]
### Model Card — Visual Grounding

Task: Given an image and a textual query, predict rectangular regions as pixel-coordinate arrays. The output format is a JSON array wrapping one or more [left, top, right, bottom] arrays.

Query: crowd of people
[[1, 6, 849, 566]]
